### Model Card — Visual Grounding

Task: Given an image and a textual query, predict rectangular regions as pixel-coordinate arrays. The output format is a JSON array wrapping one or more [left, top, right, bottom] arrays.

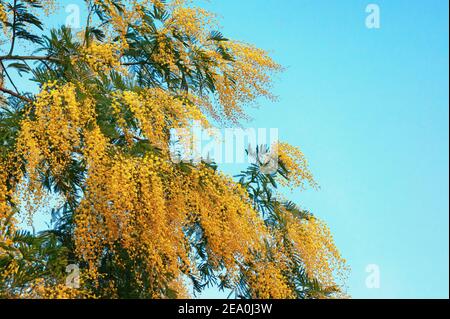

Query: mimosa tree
[[0, 0, 347, 299]]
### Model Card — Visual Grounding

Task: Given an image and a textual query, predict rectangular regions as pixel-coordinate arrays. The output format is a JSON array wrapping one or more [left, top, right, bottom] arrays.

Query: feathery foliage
[[0, 0, 347, 299]]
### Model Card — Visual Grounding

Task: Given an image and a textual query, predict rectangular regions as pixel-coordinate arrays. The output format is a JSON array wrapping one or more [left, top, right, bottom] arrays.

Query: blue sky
[[8, 0, 449, 299]]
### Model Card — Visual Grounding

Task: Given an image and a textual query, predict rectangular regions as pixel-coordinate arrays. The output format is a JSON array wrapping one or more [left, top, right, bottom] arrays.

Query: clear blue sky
[[200, 0, 449, 299], [12, 0, 449, 299]]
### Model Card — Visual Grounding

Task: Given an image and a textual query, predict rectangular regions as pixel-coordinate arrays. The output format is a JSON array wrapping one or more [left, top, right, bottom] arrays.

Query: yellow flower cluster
[[92, 0, 164, 46], [187, 168, 266, 271], [17, 82, 95, 177], [209, 41, 282, 123], [112, 88, 210, 149], [0, 160, 25, 295], [75, 134, 269, 295], [276, 142, 319, 190], [89, 0, 281, 126], [152, 38, 282, 125], [0, 161, 11, 222], [168, 5, 216, 40], [79, 42, 122, 73], [8, 84, 347, 298], [241, 209, 348, 297], [0, 3, 7, 27], [151, 34, 180, 71], [285, 214, 348, 287], [93, 0, 131, 41], [246, 260, 294, 299], [0, 161, 14, 266], [21, 278, 93, 299], [13, 82, 96, 220]]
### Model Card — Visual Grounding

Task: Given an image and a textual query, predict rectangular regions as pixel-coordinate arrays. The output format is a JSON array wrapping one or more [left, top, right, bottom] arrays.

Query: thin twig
[[0, 61, 19, 94], [8, 0, 18, 56]]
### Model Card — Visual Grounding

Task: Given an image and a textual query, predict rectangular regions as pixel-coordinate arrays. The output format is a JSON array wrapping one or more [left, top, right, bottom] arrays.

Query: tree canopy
[[0, 0, 348, 299]]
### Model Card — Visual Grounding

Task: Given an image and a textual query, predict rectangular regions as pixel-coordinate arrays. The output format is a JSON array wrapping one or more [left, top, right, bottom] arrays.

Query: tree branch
[[0, 87, 32, 103], [0, 55, 59, 62]]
